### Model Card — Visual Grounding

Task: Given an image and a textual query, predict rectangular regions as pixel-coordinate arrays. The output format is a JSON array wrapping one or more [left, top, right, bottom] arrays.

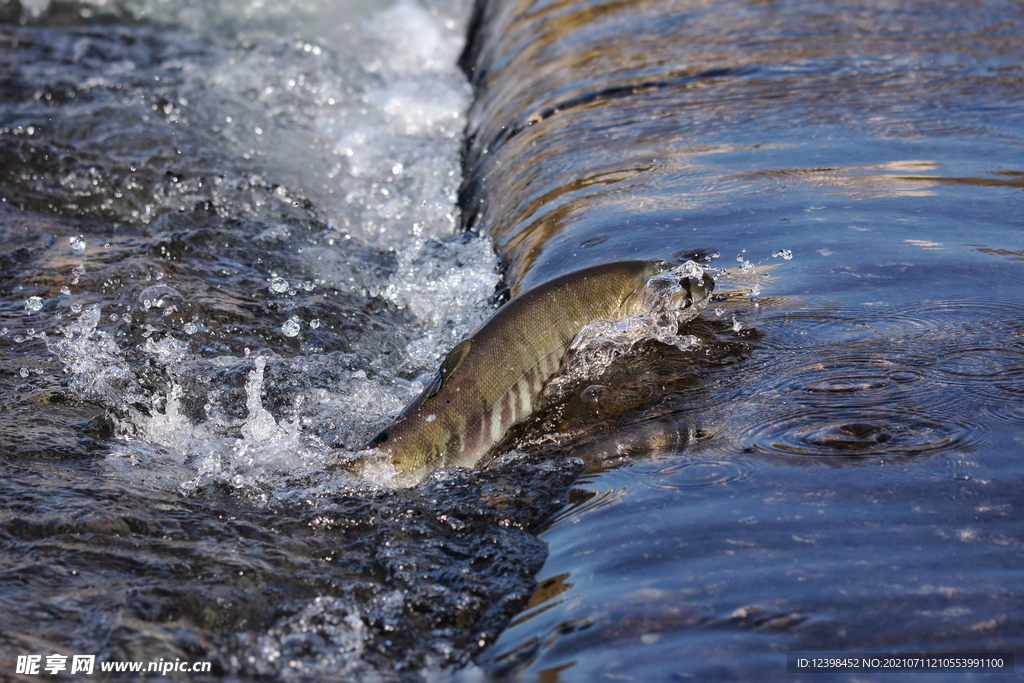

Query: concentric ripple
[[699, 299, 1024, 463], [736, 412, 979, 460], [627, 455, 759, 491]]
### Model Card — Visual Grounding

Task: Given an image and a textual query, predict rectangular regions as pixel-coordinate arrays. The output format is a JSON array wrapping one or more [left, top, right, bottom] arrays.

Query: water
[[2, 0, 1024, 681], [457, 0, 1024, 680]]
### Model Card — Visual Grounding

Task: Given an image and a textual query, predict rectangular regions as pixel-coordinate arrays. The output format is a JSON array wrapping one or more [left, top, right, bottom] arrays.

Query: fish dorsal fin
[[439, 339, 473, 381], [422, 372, 443, 399], [422, 339, 471, 400]]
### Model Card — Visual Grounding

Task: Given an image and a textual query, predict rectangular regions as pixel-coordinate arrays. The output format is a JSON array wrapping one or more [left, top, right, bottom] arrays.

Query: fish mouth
[[637, 261, 715, 319], [670, 268, 715, 312], [685, 271, 715, 310]]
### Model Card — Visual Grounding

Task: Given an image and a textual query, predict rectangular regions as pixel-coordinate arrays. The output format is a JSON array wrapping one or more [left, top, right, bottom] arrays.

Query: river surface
[[2, 0, 1023, 681]]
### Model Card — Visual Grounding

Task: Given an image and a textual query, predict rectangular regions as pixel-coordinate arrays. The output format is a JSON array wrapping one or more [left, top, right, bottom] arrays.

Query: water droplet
[[772, 249, 793, 260], [183, 322, 198, 335], [25, 296, 43, 313], [282, 317, 301, 337], [69, 235, 86, 251], [269, 277, 289, 294], [309, 319, 320, 329], [138, 284, 183, 310], [20, 367, 29, 378]]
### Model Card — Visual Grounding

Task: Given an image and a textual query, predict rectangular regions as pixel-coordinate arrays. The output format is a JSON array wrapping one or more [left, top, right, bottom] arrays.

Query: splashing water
[[547, 261, 711, 398], [9, 0, 500, 505]]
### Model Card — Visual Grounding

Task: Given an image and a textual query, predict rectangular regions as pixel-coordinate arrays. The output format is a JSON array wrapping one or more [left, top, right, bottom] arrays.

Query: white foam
[[42, 0, 493, 501]]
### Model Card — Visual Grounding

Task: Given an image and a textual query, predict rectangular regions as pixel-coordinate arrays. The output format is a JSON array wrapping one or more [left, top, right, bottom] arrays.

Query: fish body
[[363, 259, 713, 481]]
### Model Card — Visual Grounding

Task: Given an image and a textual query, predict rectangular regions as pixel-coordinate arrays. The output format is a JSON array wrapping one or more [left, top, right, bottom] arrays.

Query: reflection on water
[[484, 299, 1024, 680], [462, 0, 1024, 293], [459, 0, 1024, 678]]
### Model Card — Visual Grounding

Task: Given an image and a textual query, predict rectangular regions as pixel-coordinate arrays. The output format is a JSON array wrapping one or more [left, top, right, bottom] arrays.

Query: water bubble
[[772, 249, 793, 260], [20, 368, 29, 378], [183, 322, 198, 335], [269, 277, 290, 294], [138, 284, 183, 310], [25, 296, 43, 313], [69, 235, 86, 251], [60, 286, 71, 295], [282, 317, 301, 337], [70, 303, 82, 313], [309, 319, 321, 329]]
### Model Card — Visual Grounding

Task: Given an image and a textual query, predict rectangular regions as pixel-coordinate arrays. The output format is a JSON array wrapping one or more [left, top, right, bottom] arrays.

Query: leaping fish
[[361, 259, 714, 483]]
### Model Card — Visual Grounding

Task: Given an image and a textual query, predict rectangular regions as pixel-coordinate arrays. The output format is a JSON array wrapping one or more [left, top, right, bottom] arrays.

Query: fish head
[[631, 260, 715, 318]]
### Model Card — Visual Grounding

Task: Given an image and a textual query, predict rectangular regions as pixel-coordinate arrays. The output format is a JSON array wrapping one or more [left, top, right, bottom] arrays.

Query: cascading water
[[0, 0, 591, 678]]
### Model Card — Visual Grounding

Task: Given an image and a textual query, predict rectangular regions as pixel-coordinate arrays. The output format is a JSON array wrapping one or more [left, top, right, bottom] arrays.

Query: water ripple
[[628, 455, 758, 491], [702, 300, 1024, 463]]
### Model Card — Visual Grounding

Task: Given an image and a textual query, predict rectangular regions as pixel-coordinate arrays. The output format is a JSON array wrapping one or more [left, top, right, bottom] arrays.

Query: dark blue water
[[459, 0, 1024, 679]]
